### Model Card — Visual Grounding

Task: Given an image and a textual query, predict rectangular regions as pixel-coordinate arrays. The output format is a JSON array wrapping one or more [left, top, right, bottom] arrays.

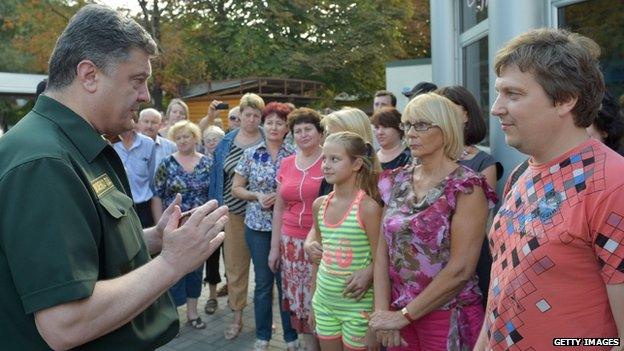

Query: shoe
[[224, 322, 242, 340], [217, 284, 228, 297], [187, 317, 206, 329], [204, 298, 218, 314], [254, 339, 270, 351]]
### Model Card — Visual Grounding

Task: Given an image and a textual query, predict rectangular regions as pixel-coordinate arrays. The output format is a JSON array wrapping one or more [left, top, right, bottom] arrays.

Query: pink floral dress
[[378, 164, 497, 349]]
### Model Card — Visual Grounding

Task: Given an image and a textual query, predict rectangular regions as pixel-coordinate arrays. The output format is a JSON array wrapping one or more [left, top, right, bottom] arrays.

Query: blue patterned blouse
[[235, 141, 295, 231], [154, 154, 213, 211]]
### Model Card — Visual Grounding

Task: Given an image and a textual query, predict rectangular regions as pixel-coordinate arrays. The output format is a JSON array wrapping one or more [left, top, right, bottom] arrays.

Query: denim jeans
[[169, 266, 203, 306], [245, 226, 298, 342]]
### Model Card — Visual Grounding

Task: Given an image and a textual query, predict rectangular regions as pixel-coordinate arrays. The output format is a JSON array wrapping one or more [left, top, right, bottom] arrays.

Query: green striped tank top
[[315, 190, 373, 306]]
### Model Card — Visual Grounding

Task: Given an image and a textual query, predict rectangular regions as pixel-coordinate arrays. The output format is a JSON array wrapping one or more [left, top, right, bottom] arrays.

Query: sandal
[[216, 284, 228, 297], [223, 322, 242, 340], [187, 317, 206, 330], [204, 298, 218, 314]]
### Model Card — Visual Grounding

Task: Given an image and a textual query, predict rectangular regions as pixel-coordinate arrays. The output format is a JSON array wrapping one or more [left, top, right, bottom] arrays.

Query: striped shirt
[[315, 189, 373, 308], [223, 138, 261, 215]]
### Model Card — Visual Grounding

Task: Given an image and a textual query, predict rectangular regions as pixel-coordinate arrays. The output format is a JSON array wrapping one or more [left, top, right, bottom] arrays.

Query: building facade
[[430, 0, 624, 193], [385, 58, 432, 113]]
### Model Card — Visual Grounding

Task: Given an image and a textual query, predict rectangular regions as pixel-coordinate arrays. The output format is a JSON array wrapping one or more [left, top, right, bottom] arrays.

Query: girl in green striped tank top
[[310, 132, 383, 350]]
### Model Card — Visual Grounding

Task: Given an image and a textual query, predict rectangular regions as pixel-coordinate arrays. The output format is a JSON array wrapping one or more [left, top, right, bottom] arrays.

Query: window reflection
[[558, 0, 624, 99], [462, 36, 489, 146], [460, 0, 488, 32]]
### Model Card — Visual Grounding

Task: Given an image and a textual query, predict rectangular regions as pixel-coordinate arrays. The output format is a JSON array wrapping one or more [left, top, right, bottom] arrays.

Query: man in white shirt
[[113, 127, 156, 227], [137, 108, 177, 168]]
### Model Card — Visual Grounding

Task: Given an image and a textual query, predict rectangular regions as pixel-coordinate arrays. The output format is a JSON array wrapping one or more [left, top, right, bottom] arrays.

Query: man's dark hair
[[35, 79, 47, 98], [404, 82, 438, 98], [374, 90, 397, 107], [494, 28, 604, 127], [436, 85, 487, 145], [47, 4, 157, 91]]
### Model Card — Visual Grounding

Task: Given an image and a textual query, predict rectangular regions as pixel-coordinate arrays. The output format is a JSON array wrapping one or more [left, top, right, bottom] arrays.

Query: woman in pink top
[[270, 108, 324, 351]]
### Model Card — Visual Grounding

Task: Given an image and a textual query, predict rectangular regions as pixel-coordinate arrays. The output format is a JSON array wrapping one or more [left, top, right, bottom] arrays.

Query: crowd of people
[[1, 4, 624, 351]]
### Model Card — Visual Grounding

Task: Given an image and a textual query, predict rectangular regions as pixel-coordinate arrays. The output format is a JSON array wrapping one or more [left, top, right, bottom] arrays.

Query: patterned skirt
[[280, 233, 314, 334]]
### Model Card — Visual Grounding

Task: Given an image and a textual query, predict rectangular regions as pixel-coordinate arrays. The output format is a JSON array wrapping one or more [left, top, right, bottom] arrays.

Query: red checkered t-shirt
[[486, 139, 624, 350]]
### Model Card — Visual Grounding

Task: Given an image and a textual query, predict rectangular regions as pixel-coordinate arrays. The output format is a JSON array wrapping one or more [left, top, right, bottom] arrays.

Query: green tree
[[9, 0, 81, 73], [1, 0, 431, 116], [185, 0, 429, 98], [137, 0, 208, 110], [0, 0, 32, 72]]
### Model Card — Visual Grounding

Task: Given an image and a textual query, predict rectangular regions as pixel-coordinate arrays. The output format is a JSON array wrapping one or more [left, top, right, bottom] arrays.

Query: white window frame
[[456, 1, 489, 84], [549, 0, 588, 27], [457, 1, 490, 150]]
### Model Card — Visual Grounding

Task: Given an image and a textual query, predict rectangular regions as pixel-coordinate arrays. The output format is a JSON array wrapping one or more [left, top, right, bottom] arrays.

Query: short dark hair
[[494, 28, 604, 127], [287, 108, 323, 134], [436, 86, 486, 145], [405, 82, 438, 98], [262, 102, 291, 123], [371, 107, 403, 138], [593, 91, 624, 152], [374, 90, 397, 107], [47, 4, 157, 91], [35, 79, 47, 98]]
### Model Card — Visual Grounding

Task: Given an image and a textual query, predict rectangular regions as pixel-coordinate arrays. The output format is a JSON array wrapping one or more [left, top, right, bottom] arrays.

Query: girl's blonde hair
[[403, 93, 464, 160], [324, 131, 381, 204], [322, 108, 374, 144]]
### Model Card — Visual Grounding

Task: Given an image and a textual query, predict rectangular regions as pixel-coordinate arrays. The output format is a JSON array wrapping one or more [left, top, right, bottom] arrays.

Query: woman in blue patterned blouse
[[231, 102, 298, 351], [153, 120, 214, 332]]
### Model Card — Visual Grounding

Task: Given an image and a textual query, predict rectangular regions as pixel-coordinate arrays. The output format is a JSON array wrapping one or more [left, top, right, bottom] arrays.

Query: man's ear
[[76, 60, 99, 93], [555, 95, 579, 117]]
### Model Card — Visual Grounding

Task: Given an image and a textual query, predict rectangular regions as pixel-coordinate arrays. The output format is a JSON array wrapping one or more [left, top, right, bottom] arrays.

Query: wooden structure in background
[[183, 77, 325, 127]]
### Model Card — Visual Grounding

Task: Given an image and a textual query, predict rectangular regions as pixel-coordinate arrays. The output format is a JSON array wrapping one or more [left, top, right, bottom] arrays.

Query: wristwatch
[[401, 307, 415, 323]]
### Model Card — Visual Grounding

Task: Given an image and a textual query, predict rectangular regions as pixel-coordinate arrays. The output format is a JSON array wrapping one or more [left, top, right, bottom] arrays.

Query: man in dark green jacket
[[0, 4, 227, 350]]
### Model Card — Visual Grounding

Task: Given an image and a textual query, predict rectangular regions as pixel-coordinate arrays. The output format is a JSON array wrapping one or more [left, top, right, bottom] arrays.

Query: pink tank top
[[277, 154, 323, 239]]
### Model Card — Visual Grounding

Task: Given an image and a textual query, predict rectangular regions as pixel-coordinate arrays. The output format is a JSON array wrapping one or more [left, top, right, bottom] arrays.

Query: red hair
[[262, 102, 291, 123]]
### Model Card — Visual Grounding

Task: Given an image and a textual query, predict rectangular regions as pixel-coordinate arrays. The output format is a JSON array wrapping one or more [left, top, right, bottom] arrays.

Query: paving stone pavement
[[157, 256, 291, 351]]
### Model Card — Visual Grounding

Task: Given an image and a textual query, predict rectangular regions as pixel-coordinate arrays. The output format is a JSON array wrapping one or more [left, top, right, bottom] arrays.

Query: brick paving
[[157, 257, 291, 351]]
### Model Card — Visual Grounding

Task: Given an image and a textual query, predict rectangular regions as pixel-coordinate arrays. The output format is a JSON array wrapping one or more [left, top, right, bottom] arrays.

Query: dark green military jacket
[[0, 96, 178, 350]]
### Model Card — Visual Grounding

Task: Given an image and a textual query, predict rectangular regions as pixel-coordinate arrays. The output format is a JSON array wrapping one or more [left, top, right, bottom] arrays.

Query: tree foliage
[[0, 0, 30, 72], [1, 0, 431, 110], [184, 0, 430, 96], [6, 0, 82, 73]]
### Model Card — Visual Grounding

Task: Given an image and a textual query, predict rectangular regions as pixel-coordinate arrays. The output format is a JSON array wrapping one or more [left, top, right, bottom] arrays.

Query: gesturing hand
[[160, 200, 228, 278], [155, 194, 182, 237]]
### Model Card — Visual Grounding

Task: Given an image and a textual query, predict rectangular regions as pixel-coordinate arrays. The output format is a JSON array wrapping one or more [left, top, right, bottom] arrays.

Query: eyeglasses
[[228, 115, 239, 121], [399, 121, 438, 132]]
